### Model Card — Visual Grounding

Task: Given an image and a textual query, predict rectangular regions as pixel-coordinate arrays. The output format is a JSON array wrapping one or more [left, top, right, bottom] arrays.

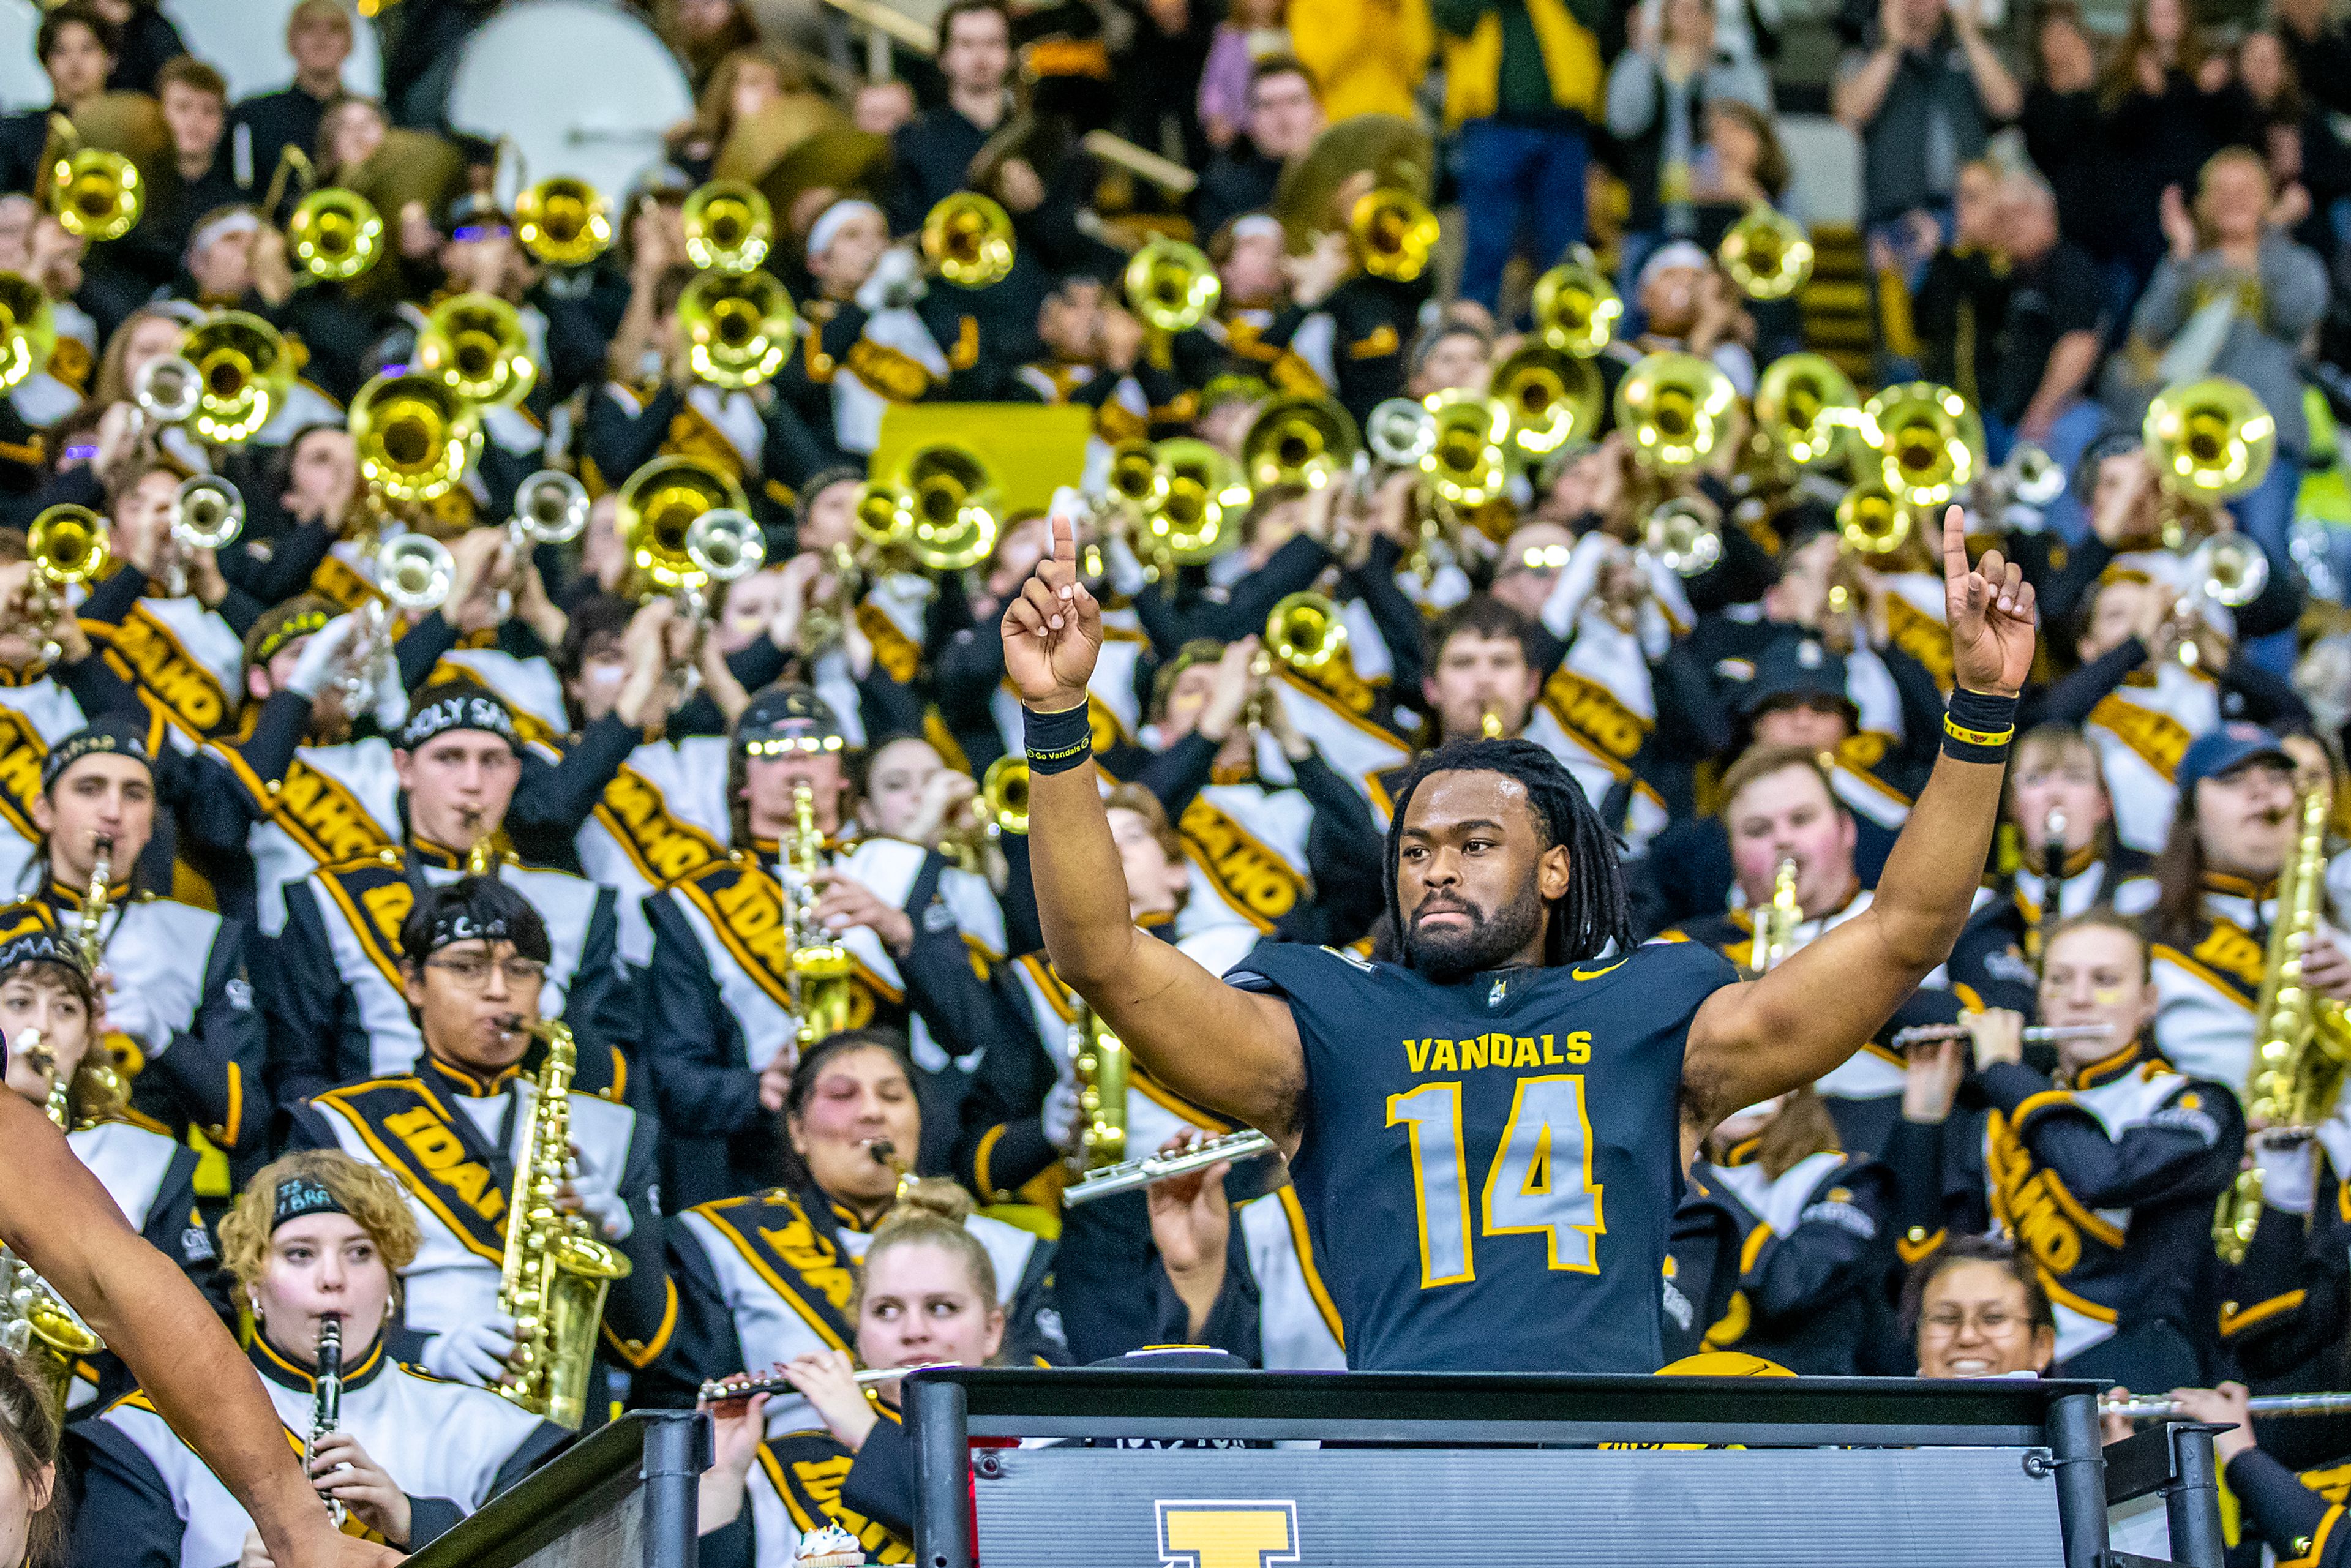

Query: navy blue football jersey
[[1228, 940, 1741, 1373]]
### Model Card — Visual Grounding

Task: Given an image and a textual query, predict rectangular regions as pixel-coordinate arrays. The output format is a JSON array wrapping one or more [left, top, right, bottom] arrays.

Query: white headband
[[808, 198, 883, 262]]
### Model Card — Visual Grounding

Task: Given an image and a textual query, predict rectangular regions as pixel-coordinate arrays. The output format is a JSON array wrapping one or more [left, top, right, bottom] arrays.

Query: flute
[[1062, 1130, 1278, 1207], [2102, 1391, 2351, 1421], [1890, 1022, 2115, 1051], [699, 1362, 953, 1408]]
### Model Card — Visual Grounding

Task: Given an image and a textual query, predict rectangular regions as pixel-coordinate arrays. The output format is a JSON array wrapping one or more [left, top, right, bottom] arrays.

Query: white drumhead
[[446, 0, 693, 200], [0, 0, 47, 113], [160, 0, 383, 102]]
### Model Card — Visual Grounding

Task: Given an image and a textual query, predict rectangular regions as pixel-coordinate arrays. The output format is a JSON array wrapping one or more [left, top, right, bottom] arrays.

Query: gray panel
[[975, 1447, 2064, 1568], [517, 1486, 644, 1568]]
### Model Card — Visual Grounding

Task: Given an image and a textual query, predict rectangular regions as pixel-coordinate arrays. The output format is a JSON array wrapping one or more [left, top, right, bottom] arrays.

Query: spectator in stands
[[1632, 242, 1756, 394], [1905, 159, 2008, 395], [87, 0, 185, 97], [1201, 0, 1293, 150], [656, 0, 761, 91], [2270, 0, 2351, 119], [0, 5, 116, 198], [1288, 0, 1434, 125], [317, 94, 389, 184], [146, 58, 241, 266], [1699, 0, 1781, 72], [1689, 100, 1790, 250], [2122, 147, 2327, 552], [1607, 0, 1773, 290], [2021, 2, 2102, 254], [1983, 170, 2107, 463], [1833, 0, 2020, 286], [2096, 0, 2237, 310], [230, 0, 354, 206], [1434, 0, 1610, 312], [2227, 29, 2351, 263], [887, 0, 1016, 237], [1196, 58, 1325, 247]]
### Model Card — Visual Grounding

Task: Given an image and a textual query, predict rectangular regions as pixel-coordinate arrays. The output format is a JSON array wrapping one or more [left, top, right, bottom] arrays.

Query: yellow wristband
[[1943, 714, 2015, 749]]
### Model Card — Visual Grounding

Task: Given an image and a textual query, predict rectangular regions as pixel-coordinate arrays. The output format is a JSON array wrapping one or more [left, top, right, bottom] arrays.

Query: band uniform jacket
[[1159, 1186, 1351, 1371], [69, 1334, 569, 1568], [1685, 1144, 1894, 1375], [62, 1117, 223, 1416], [0, 670, 94, 895], [1662, 1174, 1751, 1364], [636, 1181, 1064, 1441], [1951, 846, 2158, 1017], [283, 1050, 667, 1372], [2152, 873, 2318, 1093], [2219, 1135, 2351, 1468], [699, 1422, 917, 1568], [642, 835, 1019, 1207], [264, 842, 629, 1112], [1886, 1038, 2241, 1368]]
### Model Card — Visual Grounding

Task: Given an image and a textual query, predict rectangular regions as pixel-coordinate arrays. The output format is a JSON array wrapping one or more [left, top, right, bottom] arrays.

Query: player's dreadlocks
[[1382, 739, 1632, 967]]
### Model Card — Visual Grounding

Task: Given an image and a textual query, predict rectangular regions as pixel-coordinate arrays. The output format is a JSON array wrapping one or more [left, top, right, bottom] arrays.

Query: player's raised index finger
[[1051, 509, 1076, 563], [1940, 504, 1968, 582]]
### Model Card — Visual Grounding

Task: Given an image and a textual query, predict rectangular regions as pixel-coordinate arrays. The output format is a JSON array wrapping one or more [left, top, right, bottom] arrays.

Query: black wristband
[[1024, 701, 1093, 774], [1941, 687, 2019, 765]]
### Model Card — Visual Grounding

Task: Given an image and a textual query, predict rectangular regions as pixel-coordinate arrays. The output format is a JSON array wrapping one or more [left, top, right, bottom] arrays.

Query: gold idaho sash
[[694, 1191, 857, 1350], [0, 705, 48, 839], [2089, 692, 2194, 781], [593, 765, 727, 891], [757, 1429, 914, 1563], [311, 858, 414, 992], [1884, 595, 1956, 690], [312, 1077, 510, 1261], [1540, 666, 1651, 764], [672, 860, 892, 1023], [1177, 793, 1305, 931], [89, 607, 231, 738]]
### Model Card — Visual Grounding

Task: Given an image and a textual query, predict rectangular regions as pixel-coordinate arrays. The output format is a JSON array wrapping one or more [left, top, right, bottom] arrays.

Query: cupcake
[[795, 1523, 866, 1568]]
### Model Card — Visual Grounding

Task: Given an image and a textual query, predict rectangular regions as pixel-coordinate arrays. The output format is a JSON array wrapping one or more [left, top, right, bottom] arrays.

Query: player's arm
[[0, 1092, 400, 1568], [1003, 512, 1310, 1142], [1682, 506, 2037, 1133]]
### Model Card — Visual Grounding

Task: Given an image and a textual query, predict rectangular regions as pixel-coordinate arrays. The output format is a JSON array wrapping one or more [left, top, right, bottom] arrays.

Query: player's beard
[[1403, 866, 1546, 983]]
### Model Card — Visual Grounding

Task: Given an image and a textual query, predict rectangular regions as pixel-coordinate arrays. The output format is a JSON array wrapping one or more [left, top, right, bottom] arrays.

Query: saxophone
[[76, 834, 113, 973], [1, 1031, 105, 1427], [782, 782, 856, 1051], [1747, 857, 1801, 977], [1068, 1002, 1129, 1172], [2215, 786, 2351, 1265], [306, 1316, 345, 1528], [493, 1018, 631, 1430]]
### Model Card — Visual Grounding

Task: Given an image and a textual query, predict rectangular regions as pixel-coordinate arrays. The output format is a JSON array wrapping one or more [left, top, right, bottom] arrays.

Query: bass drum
[[160, 0, 383, 102], [446, 0, 693, 203]]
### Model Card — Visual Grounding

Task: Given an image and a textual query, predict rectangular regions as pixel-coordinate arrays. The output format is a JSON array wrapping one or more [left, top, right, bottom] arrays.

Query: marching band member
[[265, 681, 631, 1110], [1684, 1090, 1894, 1375], [642, 1030, 1062, 1439], [27, 719, 264, 1165], [283, 879, 666, 1388], [2147, 724, 2351, 1090], [69, 1151, 569, 1566], [0, 1347, 59, 1568], [1894, 911, 2241, 1389], [1657, 744, 1962, 1156], [0, 906, 224, 1412], [2156, 1384, 2351, 1568], [1905, 1235, 2058, 1378], [698, 1178, 1010, 1567], [1133, 1135, 1348, 1370], [643, 689, 1020, 1204]]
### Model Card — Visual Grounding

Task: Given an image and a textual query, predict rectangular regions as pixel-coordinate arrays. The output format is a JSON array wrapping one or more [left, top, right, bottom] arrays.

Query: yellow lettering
[[761, 1219, 857, 1308], [1406, 1038, 1430, 1072], [2191, 923, 2266, 986], [1541, 669, 1651, 761], [1463, 1036, 1488, 1070], [1431, 1039, 1457, 1072], [1564, 1031, 1591, 1065], [1883, 594, 1956, 690], [1179, 797, 1302, 923], [1160, 1506, 1296, 1568], [386, 1108, 463, 1171], [360, 882, 414, 949], [1511, 1037, 1539, 1068]]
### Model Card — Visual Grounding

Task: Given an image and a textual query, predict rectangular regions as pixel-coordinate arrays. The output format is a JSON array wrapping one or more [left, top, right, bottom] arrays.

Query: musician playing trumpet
[[1894, 910, 2242, 1391], [69, 1152, 568, 1567]]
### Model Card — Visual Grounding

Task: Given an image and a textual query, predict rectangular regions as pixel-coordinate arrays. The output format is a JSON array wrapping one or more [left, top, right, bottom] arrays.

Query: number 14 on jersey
[[1387, 1075, 1604, 1288]]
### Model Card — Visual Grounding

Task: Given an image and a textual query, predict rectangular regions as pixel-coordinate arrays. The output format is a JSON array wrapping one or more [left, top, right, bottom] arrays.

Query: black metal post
[[911, 1374, 973, 1568], [2165, 1425, 2226, 1568], [2047, 1390, 2109, 1568], [641, 1409, 713, 1568]]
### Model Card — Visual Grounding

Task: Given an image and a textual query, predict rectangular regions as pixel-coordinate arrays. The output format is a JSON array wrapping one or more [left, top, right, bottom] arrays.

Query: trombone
[[1348, 187, 1439, 283], [897, 445, 1000, 571], [1144, 438, 1249, 563], [682, 180, 771, 274], [1240, 393, 1359, 492], [618, 456, 765, 692], [1420, 389, 1512, 510], [1616, 352, 1738, 476], [1491, 343, 1603, 463], [0, 272, 54, 394], [921, 193, 1014, 289], [1125, 238, 1221, 333], [514, 177, 611, 268], [2144, 376, 2276, 545], [184, 311, 296, 445], [677, 269, 797, 390], [416, 293, 536, 410], [349, 370, 484, 503], [1719, 205, 1813, 301], [1753, 352, 1859, 468]]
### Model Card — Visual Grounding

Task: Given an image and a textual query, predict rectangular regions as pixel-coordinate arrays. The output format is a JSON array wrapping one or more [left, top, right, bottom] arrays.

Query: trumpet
[[350, 371, 482, 502], [619, 456, 763, 604], [977, 756, 1029, 836], [1837, 478, 1913, 557], [1754, 353, 1859, 467], [2145, 375, 2276, 508], [922, 193, 1015, 288], [1125, 237, 1221, 334], [683, 179, 771, 274], [2186, 531, 2270, 609], [1063, 1129, 1280, 1206], [1616, 352, 1737, 476], [416, 293, 536, 410], [514, 177, 612, 268], [1144, 438, 1248, 563], [1492, 344, 1603, 462], [0, 272, 56, 394], [48, 138, 140, 242], [337, 532, 455, 713], [1348, 187, 1439, 283], [22, 503, 107, 660], [1365, 397, 1436, 468], [1241, 393, 1359, 492], [677, 269, 797, 391], [184, 312, 295, 445], [1420, 390, 1511, 508], [1644, 493, 1723, 577], [1891, 1022, 2113, 1051], [132, 351, 201, 428], [1266, 590, 1345, 673], [1864, 382, 1984, 510], [1719, 204, 1813, 300], [160, 476, 244, 595], [512, 470, 588, 549], [1530, 257, 1622, 358]]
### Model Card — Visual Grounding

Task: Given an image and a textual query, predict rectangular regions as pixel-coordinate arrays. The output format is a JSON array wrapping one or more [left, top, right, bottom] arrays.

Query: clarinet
[[307, 1316, 345, 1528]]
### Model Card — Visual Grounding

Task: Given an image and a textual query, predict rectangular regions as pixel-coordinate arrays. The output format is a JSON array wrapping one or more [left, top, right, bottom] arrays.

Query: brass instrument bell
[[1531, 259, 1624, 358], [1145, 438, 1249, 563], [28, 503, 107, 588], [1106, 439, 1161, 514], [377, 533, 456, 613], [853, 481, 910, 549], [1265, 590, 1344, 671], [0, 272, 56, 394], [1240, 393, 1359, 491], [1420, 389, 1511, 508], [1837, 477, 1913, 556], [1719, 205, 1814, 301], [1753, 352, 1859, 467], [1491, 343, 1603, 461], [132, 351, 200, 424], [184, 311, 294, 445], [921, 192, 1014, 288], [1864, 381, 1984, 509], [682, 179, 773, 274], [513, 470, 589, 546], [619, 457, 752, 596], [1614, 352, 1737, 475], [349, 371, 483, 502], [978, 755, 1029, 836], [2188, 531, 2271, 608], [1366, 397, 1435, 467], [2144, 375, 2276, 505], [416, 292, 536, 409], [287, 187, 384, 281], [50, 148, 140, 242], [1645, 494, 1724, 577], [514, 178, 612, 268], [899, 445, 1000, 571], [1348, 187, 1439, 283], [686, 508, 766, 582], [677, 269, 797, 390], [1124, 237, 1221, 333], [170, 475, 244, 551]]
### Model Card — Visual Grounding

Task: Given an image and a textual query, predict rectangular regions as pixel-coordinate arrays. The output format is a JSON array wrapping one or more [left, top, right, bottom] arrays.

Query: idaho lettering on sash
[[843, 339, 933, 403], [665, 402, 749, 476], [761, 1433, 915, 1564], [1177, 795, 1303, 928], [2169, 920, 2264, 1002], [309, 555, 384, 613], [92, 611, 228, 737], [683, 864, 886, 1026], [1986, 1112, 2082, 1274], [855, 602, 923, 684], [1540, 667, 1650, 763], [697, 1193, 858, 1349], [2089, 693, 2194, 780], [269, 762, 397, 865], [594, 767, 726, 889], [1884, 595, 1955, 689], [319, 1081, 509, 1261], [0, 707, 46, 838], [313, 860, 414, 992], [1283, 655, 1380, 716]]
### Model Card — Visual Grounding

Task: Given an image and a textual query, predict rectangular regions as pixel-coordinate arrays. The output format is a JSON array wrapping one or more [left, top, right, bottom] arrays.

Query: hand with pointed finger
[[1002, 511, 1103, 711], [1941, 505, 2037, 697]]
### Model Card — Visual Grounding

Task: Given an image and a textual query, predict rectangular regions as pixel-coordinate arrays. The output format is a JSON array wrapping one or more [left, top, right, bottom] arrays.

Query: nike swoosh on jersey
[[1571, 959, 1629, 981]]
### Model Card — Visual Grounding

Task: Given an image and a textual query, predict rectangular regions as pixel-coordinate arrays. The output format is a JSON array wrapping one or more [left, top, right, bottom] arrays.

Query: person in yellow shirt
[[1289, 0, 1434, 124]]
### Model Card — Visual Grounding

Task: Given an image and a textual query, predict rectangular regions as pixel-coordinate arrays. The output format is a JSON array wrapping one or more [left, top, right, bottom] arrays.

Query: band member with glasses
[[1906, 1235, 2058, 1378]]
